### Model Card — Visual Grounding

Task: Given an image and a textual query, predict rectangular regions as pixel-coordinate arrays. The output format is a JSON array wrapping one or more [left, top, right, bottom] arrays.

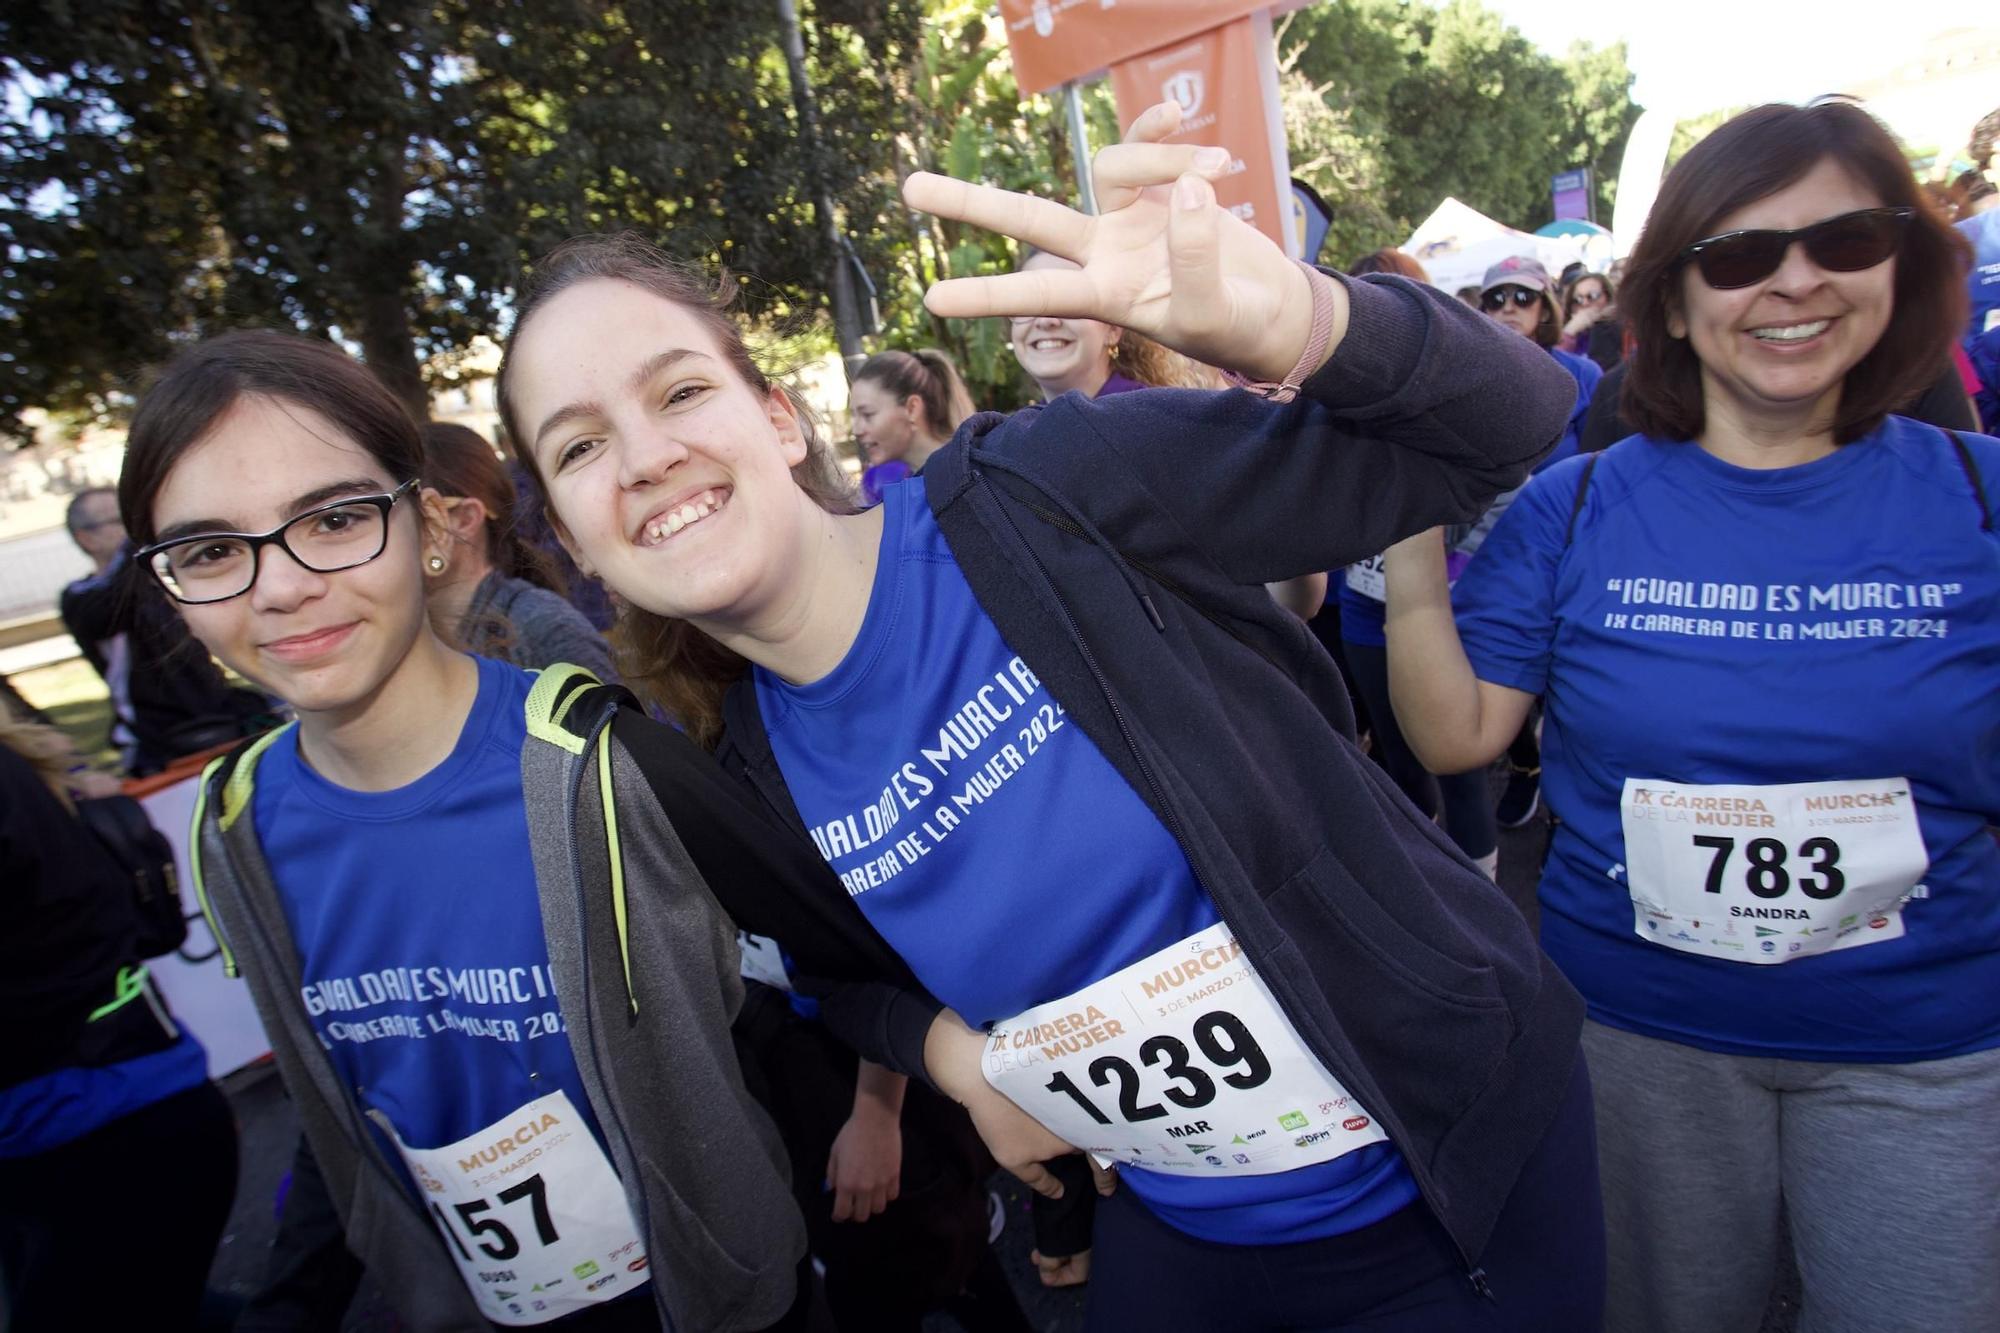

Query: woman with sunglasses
[[1383, 102, 1997, 1333], [500, 105, 1605, 1332], [1478, 257, 1603, 478], [1558, 272, 1622, 371], [115, 333, 876, 1332]]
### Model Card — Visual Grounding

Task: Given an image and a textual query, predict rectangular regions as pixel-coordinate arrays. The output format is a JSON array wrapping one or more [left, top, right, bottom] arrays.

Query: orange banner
[[999, 0, 1268, 96], [1110, 14, 1294, 253]]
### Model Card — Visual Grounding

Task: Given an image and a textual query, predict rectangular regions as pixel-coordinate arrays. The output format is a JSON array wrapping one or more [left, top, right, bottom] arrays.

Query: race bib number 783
[[1620, 777, 1929, 964]]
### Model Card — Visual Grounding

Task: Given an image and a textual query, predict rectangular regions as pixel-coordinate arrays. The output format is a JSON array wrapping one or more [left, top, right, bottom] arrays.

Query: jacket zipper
[[188, 767, 239, 978], [976, 470, 1490, 1289], [565, 704, 675, 1333]]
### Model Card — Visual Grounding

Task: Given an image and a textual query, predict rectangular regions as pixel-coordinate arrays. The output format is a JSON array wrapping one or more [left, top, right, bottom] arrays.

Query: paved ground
[[193, 777, 1802, 1332]]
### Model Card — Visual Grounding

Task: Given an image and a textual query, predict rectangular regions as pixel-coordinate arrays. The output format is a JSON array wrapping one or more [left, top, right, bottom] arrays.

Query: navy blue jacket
[[720, 273, 1584, 1267]]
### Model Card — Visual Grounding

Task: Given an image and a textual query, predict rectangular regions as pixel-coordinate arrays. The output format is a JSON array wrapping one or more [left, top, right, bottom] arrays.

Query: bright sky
[[1488, 0, 1995, 117]]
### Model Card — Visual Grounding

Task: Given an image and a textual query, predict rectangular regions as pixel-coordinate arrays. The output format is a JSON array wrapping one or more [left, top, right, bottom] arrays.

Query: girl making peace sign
[[500, 105, 1605, 1331]]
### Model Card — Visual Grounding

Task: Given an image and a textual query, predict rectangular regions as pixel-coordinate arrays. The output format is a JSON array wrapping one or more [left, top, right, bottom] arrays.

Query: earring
[[427, 555, 445, 573]]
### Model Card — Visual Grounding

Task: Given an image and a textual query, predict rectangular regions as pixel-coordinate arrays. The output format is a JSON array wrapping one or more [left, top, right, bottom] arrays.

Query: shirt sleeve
[[1449, 458, 1581, 697]]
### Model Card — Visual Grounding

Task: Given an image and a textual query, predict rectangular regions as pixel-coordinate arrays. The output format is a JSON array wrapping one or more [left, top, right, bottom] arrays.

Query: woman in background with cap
[[1471, 256, 1603, 832]]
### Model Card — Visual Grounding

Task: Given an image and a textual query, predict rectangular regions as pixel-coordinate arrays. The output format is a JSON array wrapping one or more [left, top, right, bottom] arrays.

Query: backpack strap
[[187, 722, 293, 978], [522, 664, 645, 1014], [1563, 452, 1602, 547], [1943, 429, 1994, 533], [524, 663, 624, 754]]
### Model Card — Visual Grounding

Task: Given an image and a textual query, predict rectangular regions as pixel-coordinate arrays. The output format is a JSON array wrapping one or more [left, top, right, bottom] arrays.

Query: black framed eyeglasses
[[1480, 287, 1541, 313], [1677, 207, 1914, 290], [139, 479, 420, 605]]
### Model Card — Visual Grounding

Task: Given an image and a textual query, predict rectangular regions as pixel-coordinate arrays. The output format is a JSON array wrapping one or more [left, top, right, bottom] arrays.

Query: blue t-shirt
[[755, 482, 1417, 1244], [255, 656, 610, 1162], [1960, 210, 2000, 345], [1452, 419, 2000, 1061], [1341, 344, 1600, 646]]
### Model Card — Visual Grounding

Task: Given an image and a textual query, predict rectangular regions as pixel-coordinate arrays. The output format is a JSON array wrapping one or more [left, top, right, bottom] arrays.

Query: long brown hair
[[420, 421, 567, 595], [1620, 102, 1970, 445], [496, 233, 856, 748], [1111, 333, 1224, 390]]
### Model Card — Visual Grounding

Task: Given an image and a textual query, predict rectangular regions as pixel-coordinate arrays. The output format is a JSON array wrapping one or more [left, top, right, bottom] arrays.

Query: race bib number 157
[[384, 1090, 648, 1325]]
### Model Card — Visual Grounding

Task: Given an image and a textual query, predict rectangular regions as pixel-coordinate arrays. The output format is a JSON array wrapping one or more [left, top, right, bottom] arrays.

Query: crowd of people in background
[[3, 91, 1997, 1333]]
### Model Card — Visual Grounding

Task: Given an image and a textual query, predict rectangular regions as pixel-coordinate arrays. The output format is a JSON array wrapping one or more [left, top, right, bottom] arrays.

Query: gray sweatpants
[[1581, 1019, 2000, 1333]]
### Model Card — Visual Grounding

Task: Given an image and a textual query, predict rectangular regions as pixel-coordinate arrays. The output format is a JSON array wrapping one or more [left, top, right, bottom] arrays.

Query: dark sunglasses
[[1480, 287, 1541, 313], [1677, 207, 1914, 290]]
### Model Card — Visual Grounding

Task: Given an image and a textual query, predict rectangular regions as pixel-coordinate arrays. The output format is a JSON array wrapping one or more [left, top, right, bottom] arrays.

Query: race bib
[[981, 924, 1387, 1175], [384, 1090, 649, 1325], [1345, 556, 1387, 602], [737, 932, 793, 991], [1620, 777, 1929, 965]]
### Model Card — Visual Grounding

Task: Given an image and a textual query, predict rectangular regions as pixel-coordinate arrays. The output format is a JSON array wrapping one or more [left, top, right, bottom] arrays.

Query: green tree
[[0, 1, 919, 439], [1279, 0, 1639, 262], [849, 0, 1118, 413], [1558, 38, 1643, 223], [1667, 106, 1747, 171]]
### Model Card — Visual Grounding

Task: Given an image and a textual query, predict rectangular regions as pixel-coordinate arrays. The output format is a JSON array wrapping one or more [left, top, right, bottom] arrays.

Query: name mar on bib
[[1620, 777, 1929, 965], [384, 1089, 648, 1325], [981, 924, 1386, 1175]]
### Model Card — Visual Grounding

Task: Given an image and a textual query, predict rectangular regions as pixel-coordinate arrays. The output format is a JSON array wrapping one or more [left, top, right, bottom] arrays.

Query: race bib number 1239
[[981, 924, 1386, 1176]]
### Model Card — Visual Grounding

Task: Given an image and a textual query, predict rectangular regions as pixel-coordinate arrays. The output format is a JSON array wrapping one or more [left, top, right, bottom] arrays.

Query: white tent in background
[[1400, 197, 1613, 295]]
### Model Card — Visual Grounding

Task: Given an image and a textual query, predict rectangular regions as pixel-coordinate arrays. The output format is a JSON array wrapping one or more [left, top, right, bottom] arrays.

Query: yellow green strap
[[219, 725, 291, 831], [189, 754, 238, 978], [86, 964, 150, 1022], [596, 736, 637, 1016], [526, 664, 601, 755]]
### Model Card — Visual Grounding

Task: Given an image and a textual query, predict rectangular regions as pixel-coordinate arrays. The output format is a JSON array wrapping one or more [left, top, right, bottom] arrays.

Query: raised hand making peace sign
[[902, 102, 1349, 388]]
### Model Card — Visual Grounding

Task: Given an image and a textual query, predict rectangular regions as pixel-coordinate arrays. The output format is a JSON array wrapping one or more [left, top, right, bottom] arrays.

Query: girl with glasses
[[1383, 101, 1998, 1333], [498, 104, 1606, 1332], [118, 331, 902, 1332]]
